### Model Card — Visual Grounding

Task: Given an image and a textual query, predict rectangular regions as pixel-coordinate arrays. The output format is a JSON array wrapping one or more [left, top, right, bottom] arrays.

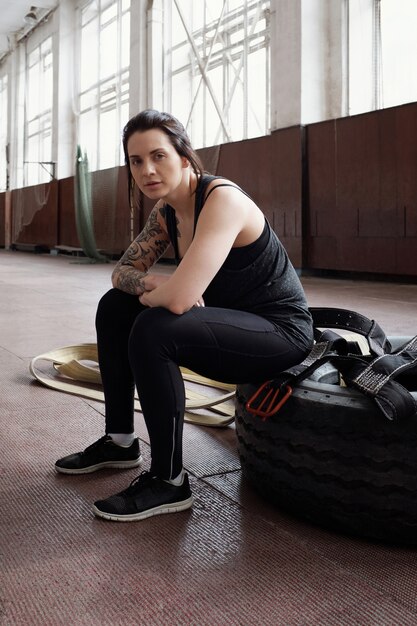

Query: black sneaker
[[92, 471, 193, 522], [55, 435, 142, 474]]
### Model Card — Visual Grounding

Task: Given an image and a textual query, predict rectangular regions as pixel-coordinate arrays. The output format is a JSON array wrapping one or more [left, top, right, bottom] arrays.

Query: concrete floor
[[1, 249, 417, 625]]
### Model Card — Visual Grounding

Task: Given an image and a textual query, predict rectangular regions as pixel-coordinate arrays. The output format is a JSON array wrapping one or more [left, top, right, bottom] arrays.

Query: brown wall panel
[[376, 108, 399, 226], [306, 103, 417, 276], [336, 113, 380, 216], [11, 181, 58, 248], [217, 135, 274, 217], [91, 166, 129, 256], [0, 192, 5, 246], [198, 145, 221, 175], [395, 104, 417, 237], [306, 120, 336, 239], [270, 127, 304, 267], [395, 238, 417, 275]]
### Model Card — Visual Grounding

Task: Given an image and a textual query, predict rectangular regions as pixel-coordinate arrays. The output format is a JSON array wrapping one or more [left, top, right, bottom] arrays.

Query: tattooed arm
[[111, 204, 171, 295]]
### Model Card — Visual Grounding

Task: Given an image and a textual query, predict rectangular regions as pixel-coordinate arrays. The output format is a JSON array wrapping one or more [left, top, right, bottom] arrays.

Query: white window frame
[[24, 36, 54, 186], [162, 0, 271, 148], [77, 0, 130, 172], [0, 73, 8, 191]]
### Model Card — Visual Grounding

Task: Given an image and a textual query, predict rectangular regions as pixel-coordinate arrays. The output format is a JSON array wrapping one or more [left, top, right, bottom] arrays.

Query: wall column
[[270, 0, 347, 130], [54, 0, 76, 180], [129, 0, 149, 115]]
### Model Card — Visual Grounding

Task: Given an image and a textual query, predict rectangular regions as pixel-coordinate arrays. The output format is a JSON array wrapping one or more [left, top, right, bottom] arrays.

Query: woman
[[55, 109, 314, 522]]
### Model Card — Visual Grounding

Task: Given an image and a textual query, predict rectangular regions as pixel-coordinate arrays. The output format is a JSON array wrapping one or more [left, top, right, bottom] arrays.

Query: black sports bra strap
[[165, 205, 180, 264], [203, 183, 252, 204], [194, 179, 252, 234]]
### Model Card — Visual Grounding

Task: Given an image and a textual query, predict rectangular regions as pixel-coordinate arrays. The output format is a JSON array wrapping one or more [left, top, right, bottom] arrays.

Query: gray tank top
[[165, 175, 313, 349]]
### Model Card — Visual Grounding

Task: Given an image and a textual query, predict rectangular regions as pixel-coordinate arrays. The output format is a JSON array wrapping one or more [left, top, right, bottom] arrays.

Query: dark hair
[[122, 109, 204, 208]]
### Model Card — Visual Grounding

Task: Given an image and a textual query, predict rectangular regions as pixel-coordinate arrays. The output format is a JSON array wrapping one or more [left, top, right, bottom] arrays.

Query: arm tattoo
[[112, 209, 169, 295]]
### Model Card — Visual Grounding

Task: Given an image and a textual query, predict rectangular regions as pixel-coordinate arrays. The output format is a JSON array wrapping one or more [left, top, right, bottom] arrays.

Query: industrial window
[[163, 0, 270, 148], [0, 74, 7, 191], [379, 0, 417, 109], [25, 37, 53, 186], [348, 0, 417, 115], [78, 0, 130, 171]]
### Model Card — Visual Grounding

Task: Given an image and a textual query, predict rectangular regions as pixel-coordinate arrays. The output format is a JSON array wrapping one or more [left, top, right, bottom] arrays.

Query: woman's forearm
[[111, 264, 147, 295]]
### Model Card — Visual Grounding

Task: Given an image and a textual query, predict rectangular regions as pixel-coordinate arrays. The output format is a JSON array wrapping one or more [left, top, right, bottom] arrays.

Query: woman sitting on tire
[[55, 109, 314, 522]]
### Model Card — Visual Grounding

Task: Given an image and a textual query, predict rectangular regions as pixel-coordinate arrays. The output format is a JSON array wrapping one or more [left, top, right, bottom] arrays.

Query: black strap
[[165, 205, 180, 264], [203, 183, 251, 204], [194, 180, 252, 234], [309, 307, 390, 356], [269, 308, 416, 422], [336, 336, 417, 420]]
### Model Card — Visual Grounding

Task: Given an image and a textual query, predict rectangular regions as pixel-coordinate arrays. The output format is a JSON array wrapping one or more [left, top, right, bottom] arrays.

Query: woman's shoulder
[[200, 174, 249, 204]]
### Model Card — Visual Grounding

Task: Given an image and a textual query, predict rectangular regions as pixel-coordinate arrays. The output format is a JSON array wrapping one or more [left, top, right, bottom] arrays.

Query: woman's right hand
[[141, 273, 171, 292]]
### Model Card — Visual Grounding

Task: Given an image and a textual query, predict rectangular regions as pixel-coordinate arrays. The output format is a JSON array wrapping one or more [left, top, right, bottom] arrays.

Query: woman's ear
[[181, 157, 190, 169]]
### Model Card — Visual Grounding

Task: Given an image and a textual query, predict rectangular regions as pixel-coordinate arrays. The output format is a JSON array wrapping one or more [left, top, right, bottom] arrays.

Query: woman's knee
[[128, 307, 177, 356], [95, 288, 142, 331]]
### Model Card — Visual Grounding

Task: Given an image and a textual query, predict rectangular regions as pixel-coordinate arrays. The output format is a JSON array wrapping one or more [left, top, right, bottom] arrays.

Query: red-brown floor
[[1, 249, 417, 625]]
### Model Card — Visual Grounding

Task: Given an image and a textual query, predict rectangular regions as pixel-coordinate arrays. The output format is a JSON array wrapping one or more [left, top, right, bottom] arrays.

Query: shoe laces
[[124, 471, 157, 495], [82, 435, 111, 455]]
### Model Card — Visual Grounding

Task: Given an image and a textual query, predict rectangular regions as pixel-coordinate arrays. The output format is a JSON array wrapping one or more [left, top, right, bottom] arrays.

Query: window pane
[[99, 108, 117, 169], [25, 36, 53, 186], [380, 0, 417, 108], [28, 47, 39, 66], [27, 63, 40, 119], [80, 89, 98, 112], [348, 0, 374, 115], [42, 65, 53, 112], [82, 0, 98, 26], [100, 21, 118, 79], [102, 2, 117, 25], [79, 109, 98, 171], [78, 0, 131, 170], [0, 75, 8, 191], [248, 47, 266, 136], [121, 12, 130, 67], [171, 71, 191, 124], [81, 19, 99, 90], [165, 0, 270, 146], [28, 119, 39, 137]]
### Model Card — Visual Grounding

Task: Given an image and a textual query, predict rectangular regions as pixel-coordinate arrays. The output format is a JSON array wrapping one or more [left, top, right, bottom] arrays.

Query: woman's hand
[[138, 291, 153, 307], [141, 274, 171, 291], [138, 274, 171, 307], [139, 290, 205, 311]]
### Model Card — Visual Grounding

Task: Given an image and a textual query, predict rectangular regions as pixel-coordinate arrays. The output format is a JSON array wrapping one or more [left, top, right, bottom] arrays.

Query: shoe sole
[[92, 495, 194, 522], [55, 456, 143, 475]]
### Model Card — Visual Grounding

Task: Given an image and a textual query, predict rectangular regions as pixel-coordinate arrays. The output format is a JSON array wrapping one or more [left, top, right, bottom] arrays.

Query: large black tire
[[235, 347, 417, 546]]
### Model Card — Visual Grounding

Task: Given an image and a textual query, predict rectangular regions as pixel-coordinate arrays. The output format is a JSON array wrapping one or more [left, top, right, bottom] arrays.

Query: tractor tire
[[235, 347, 417, 546]]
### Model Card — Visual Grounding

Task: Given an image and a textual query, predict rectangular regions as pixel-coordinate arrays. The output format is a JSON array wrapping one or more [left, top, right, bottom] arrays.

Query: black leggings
[[96, 288, 309, 480]]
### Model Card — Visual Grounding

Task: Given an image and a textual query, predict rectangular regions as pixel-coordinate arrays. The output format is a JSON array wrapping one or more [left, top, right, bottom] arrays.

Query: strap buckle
[[245, 382, 293, 420]]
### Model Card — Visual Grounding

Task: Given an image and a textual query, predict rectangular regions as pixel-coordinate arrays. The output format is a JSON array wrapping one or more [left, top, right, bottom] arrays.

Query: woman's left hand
[[139, 291, 205, 311]]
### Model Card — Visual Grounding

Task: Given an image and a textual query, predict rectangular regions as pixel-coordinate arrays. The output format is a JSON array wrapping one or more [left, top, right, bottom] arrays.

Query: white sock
[[108, 433, 135, 447], [167, 469, 185, 486]]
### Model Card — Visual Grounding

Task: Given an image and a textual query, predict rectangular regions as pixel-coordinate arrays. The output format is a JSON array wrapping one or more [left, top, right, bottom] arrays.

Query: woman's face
[[127, 128, 188, 199]]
